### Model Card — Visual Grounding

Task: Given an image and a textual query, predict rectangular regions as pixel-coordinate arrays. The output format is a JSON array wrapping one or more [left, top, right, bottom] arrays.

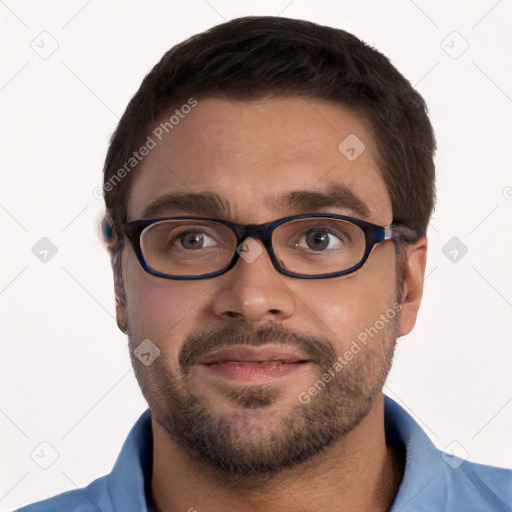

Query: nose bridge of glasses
[[234, 223, 274, 254]]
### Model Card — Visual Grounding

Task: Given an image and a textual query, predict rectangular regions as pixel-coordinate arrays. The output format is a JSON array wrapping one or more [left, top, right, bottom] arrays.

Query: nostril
[[225, 311, 243, 319]]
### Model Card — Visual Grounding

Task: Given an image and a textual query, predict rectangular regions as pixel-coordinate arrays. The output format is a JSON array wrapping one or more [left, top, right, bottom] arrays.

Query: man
[[18, 15, 511, 512]]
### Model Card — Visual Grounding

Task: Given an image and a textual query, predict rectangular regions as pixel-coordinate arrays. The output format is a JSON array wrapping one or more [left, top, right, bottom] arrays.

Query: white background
[[1, 0, 511, 509]]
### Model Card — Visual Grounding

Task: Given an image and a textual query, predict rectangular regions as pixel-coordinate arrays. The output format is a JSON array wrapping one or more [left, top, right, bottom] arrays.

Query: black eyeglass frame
[[124, 213, 419, 280]]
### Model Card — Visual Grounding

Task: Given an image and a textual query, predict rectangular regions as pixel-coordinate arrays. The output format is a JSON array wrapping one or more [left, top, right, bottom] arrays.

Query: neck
[[148, 394, 404, 512]]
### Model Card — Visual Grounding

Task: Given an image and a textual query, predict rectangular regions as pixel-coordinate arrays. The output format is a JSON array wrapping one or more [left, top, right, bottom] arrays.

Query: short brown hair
[[102, 16, 436, 261]]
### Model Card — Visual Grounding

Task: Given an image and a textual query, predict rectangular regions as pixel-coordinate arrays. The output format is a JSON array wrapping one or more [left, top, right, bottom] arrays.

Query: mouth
[[198, 346, 314, 383]]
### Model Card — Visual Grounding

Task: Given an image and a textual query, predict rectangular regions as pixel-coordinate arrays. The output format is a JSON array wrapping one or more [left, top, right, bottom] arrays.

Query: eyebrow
[[139, 183, 370, 220], [141, 192, 231, 219], [264, 183, 370, 218]]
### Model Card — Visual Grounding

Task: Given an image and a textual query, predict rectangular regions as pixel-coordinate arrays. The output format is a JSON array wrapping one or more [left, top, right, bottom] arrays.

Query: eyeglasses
[[124, 214, 418, 280]]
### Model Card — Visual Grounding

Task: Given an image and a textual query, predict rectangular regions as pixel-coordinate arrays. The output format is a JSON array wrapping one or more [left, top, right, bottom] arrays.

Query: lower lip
[[200, 361, 311, 383]]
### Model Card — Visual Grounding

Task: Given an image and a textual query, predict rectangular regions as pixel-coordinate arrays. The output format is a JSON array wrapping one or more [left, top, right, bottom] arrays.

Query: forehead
[[127, 97, 392, 224]]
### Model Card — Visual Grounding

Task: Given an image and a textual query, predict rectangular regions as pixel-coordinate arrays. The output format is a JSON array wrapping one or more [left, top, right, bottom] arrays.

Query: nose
[[212, 237, 297, 323]]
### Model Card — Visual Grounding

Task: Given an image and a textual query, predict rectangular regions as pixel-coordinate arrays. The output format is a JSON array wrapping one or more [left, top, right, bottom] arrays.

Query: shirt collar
[[384, 396, 443, 511], [107, 409, 153, 511]]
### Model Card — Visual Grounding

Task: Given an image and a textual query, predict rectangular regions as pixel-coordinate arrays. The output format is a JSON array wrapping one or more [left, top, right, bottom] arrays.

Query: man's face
[[119, 97, 407, 478]]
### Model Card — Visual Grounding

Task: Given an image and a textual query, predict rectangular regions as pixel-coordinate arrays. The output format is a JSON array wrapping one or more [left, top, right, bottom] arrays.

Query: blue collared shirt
[[17, 396, 512, 511]]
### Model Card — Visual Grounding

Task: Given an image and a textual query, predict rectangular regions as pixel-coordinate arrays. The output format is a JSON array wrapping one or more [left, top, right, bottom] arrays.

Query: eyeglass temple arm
[[384, 224, 420, 243]]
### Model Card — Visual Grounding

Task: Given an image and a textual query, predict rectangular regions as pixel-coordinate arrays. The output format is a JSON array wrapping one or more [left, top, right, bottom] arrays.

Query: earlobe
[[398, 236, 428, 337]]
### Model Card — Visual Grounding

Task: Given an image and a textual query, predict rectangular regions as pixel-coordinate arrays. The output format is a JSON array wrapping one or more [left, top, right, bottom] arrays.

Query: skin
[[113, 97, 427, 512]]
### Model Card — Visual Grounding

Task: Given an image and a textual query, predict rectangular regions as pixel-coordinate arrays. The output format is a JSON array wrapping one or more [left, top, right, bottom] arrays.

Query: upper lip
[[199, 345, 314, 365]]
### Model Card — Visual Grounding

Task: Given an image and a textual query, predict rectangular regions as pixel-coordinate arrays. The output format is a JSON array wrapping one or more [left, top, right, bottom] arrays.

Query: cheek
[[299, 244, 397, 344], [123, 252, 213, 361]]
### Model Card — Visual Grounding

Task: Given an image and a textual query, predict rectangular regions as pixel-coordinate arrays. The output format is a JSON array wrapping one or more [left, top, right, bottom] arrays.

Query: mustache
[[179, 322, 336, 371]]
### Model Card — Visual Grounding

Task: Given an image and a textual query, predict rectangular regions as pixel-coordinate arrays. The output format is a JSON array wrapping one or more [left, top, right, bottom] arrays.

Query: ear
[[397, 236, 428, 337], [111, 248, 128, 335], [101, 214, 128, 335], [113, 266, 128, 334]]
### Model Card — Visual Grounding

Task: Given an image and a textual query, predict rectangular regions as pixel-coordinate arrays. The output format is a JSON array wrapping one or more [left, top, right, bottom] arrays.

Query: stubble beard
[[128, 309, 399, 488]]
